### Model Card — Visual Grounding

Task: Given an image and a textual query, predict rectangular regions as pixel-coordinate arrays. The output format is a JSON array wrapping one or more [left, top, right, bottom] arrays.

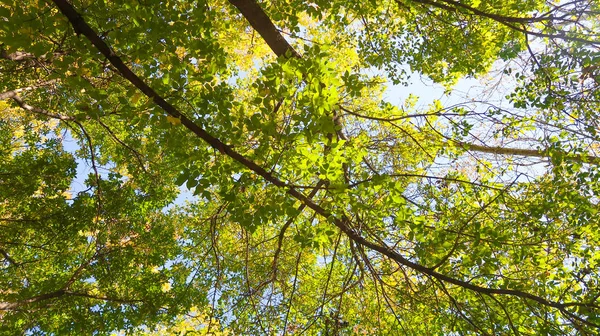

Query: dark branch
[[50, 0, 600, 323], [228, 0, 301, 58]]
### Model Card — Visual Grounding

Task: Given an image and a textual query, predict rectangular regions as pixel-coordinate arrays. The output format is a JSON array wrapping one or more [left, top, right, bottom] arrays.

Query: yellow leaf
[[175, 46, 186, 60], [131, 92, 142, 104], [166, 115, 181, 125]]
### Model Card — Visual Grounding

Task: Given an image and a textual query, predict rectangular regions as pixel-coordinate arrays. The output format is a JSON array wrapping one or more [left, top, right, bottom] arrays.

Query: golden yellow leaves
[[166, 115, 181, 125], [160, 282, 172, 292], [175, 46, 186, 60], [131, 92, 143, 105]]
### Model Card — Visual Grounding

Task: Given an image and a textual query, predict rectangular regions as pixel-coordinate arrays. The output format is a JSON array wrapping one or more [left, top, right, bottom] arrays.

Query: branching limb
[[0, 247, 19, 267], [50, 0, 600, 326]]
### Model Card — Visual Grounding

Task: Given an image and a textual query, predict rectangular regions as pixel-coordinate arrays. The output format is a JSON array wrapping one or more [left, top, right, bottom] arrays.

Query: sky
[[62, 57, 519, 207]]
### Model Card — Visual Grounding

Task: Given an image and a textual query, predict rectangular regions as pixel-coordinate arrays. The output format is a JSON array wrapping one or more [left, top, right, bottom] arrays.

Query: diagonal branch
[[0, 80, 59, 101], [0, 247, 19, 267], [1, 90, 74, 121], [50, 0, 600, 326], [0, 49, 66, 62], [455, 141, 600, 165], [228, 0, 301, 58], [0, 289, 143, 311], [0, 290, 67, 310], [404, 0, 600, 45], [340, 105, 600, 164]]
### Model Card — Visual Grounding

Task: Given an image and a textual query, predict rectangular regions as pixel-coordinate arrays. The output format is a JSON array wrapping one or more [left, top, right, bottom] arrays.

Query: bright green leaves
[[266, 0, 535, 85], [317, 140, 347, 181], [2, 0, 600, 334], [253, 45, 342, 124], [341, 70, 366, 98], [293, 226, 336, 249], [0, 105, 75, 201], [0, 146, 202, 335]]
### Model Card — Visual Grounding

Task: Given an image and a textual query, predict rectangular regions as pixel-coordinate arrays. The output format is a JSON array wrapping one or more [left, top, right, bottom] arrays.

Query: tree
[[1, 0, 599, 334]]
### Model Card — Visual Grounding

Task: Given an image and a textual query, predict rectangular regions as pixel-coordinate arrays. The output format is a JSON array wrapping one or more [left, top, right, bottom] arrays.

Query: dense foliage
[[1, 0, 599, 334]]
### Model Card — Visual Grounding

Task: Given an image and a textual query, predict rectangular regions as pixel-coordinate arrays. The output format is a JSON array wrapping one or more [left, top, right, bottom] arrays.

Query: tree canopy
[[1, 0, 600, 334]]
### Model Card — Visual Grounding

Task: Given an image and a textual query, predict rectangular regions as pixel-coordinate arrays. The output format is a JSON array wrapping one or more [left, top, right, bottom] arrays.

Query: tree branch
[[1, 91, 75, 121], [228, 0, 301, 58], [0, 80, 59, 100], [0, 290, 66, 310], [0, 247, 19, 267], [50, 0, 599, 324], [0, 49, 66, 61], [0, 289, 142, 311], [455, 141, 600, 165]]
